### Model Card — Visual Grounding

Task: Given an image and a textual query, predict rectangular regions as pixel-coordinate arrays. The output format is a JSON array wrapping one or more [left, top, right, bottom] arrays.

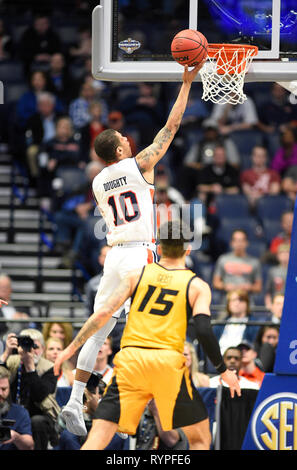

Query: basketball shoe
[[61, 399, 87, 436]]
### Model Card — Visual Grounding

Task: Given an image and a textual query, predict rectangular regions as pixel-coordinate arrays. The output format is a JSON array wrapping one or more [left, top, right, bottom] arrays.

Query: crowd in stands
[[1, 8, 297, 274], [0, 2, 296, 451], [0, 317, 281, 450]]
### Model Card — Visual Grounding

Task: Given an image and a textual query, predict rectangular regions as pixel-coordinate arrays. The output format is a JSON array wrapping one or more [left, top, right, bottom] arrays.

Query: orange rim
[[207, 43, 258, 59], [206, 44, 258, 75]]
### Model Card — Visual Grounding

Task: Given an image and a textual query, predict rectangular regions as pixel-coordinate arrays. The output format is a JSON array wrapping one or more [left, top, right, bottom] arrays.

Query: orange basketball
[[171, 29, 208, 67]]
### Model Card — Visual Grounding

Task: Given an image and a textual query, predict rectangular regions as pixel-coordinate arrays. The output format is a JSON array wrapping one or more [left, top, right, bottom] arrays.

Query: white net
[[200, 45, 257, 105]]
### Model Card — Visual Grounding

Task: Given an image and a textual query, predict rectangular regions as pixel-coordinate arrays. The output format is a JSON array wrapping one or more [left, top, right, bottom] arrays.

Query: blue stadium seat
[[246, 240, 267, 258], [198, 387, 217, 436], [229, 129, 263, 157], [256, 195, 293, 222], [211, 289, 223, 306], [261, 264, 270, 288], [240, 153, 253, 170], [261, 218, 282, 243], [55, 167, 88, 194], [81, 214, 106, 252], [5, 83, 28, 103], [56, 26, 78, 45], [251, 293, 265, 306], [199, 262, 214, 284], [217, 217, 263, 244], [0, 60, 24, 83], [214, 194, 250, 219], [69, 62, 85, 80], [11, 24, 27, 44]]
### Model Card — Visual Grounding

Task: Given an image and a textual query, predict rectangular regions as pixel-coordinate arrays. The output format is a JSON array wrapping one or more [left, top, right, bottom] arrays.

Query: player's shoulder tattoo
[[137, 126, 173, 174], [137, 146, 157, 174]]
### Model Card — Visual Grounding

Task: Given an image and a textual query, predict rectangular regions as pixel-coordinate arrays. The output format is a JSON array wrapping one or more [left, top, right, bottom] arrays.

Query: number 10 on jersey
[[108, 191, 141, 226]]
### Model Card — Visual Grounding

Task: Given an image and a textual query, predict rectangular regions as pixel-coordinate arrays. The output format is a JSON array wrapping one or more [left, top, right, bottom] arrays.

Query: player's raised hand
[[183, 59, 206, 84], [53, 345, 73, 376], [0, 299, 8, 308], [220, 369, 241, 398]]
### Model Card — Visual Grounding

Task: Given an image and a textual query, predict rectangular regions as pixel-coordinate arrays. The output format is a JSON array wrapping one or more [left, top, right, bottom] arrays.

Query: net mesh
[[200, 45, 258, 105]]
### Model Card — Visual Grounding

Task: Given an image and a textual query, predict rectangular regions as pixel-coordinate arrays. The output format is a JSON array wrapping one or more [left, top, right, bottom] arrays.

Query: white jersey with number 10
[[92, 157, 156, 246]]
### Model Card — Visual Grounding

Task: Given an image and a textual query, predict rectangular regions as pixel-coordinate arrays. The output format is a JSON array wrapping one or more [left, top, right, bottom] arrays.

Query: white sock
[[69, 380, 86, 404], [69, 317, 118, 406]]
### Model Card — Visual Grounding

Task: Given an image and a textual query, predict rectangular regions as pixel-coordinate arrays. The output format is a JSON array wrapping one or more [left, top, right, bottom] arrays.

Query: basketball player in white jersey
[[60, 62, 205, 436]]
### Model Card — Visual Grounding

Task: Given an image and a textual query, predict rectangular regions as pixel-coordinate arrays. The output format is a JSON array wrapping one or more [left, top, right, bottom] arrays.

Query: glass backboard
[[92, 0, 297, 84]]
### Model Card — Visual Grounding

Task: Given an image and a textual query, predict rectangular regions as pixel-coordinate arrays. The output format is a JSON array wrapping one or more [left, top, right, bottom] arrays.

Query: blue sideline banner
[[274, 197, 297, 374], [242, 374, 297, 450], [242, 197, 297, 450]]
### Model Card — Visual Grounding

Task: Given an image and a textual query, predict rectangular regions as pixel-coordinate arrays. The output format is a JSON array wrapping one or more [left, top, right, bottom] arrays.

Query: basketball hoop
[[200, 44, 258, 105]]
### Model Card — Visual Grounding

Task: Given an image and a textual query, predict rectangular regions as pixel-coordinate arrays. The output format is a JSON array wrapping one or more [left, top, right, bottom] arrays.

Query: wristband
[[193, 313, 225, 372]]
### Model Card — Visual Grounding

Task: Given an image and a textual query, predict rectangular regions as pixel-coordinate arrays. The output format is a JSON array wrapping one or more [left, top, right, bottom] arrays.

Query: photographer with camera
[[0, 329, 60, 450], [0, 366, 34, 450], [55, 372, 129, 450]]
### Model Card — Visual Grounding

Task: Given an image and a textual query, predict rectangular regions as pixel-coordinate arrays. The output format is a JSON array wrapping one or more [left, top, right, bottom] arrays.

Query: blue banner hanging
[[242, 197, 297, 450]]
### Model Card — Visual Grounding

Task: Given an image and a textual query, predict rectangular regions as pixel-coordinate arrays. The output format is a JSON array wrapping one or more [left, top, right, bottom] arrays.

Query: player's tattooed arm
[[136, 126, 174, 173], [135, 66, 201, 173]]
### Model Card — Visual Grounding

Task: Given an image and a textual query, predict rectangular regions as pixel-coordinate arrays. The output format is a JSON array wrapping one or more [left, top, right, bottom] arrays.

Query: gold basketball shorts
[[93, 347, 208, 434]]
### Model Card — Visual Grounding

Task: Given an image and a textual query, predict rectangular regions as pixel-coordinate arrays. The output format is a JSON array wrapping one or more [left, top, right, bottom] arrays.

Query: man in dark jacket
[[25, 91, 61, 182], [18, 13, 62, 75], [0, 366, 34, 450], [197, 144, 240, 206]]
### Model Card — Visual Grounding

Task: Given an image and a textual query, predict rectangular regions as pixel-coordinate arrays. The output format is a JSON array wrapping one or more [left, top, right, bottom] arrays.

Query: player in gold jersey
[[54, 221, 241, 450]]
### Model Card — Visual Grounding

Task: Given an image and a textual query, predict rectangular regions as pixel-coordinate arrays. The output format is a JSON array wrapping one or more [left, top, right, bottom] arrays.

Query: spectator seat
[[256, 195, 293, 222]]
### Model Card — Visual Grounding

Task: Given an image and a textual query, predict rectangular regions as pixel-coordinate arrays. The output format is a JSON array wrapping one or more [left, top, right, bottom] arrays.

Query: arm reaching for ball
[[136, 61, 206, 179]]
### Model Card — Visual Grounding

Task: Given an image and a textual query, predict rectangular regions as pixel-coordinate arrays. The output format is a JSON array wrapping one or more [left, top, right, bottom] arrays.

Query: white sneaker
[[61, 400, 87, 436]]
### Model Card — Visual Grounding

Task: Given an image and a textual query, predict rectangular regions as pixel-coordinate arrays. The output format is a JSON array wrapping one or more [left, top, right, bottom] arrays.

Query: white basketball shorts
[[93, 243, 156, 318]]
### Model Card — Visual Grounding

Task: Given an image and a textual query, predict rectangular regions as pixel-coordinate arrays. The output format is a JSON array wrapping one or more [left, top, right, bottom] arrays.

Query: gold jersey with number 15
[[121, 263, 197, 353]]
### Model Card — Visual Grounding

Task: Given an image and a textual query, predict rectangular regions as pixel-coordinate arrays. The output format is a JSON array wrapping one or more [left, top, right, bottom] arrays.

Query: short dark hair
[[159, 219, 191, 258], [281, 210, 293, 219], [231, 228, 248, 240], [255, 324, 280, 349], [261, 324, 280, 335], [223, 347, 242, 360], [34, 12, 50, 20], [94, 129, 120, 164]]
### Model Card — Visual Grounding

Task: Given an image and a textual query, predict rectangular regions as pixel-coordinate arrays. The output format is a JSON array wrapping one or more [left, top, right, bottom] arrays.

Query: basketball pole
[[242, 195, 297, 450]]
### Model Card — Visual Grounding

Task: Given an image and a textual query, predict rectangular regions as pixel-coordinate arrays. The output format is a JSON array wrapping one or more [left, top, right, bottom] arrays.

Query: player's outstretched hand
[[53, 345, 73, 376], [220, 369, 241, 398], [0, 299, 8, 308], [183, 59, 206, 84]]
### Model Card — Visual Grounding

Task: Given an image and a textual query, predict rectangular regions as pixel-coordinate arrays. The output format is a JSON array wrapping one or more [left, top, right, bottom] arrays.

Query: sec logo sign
[[252, 393, 297, 450]]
